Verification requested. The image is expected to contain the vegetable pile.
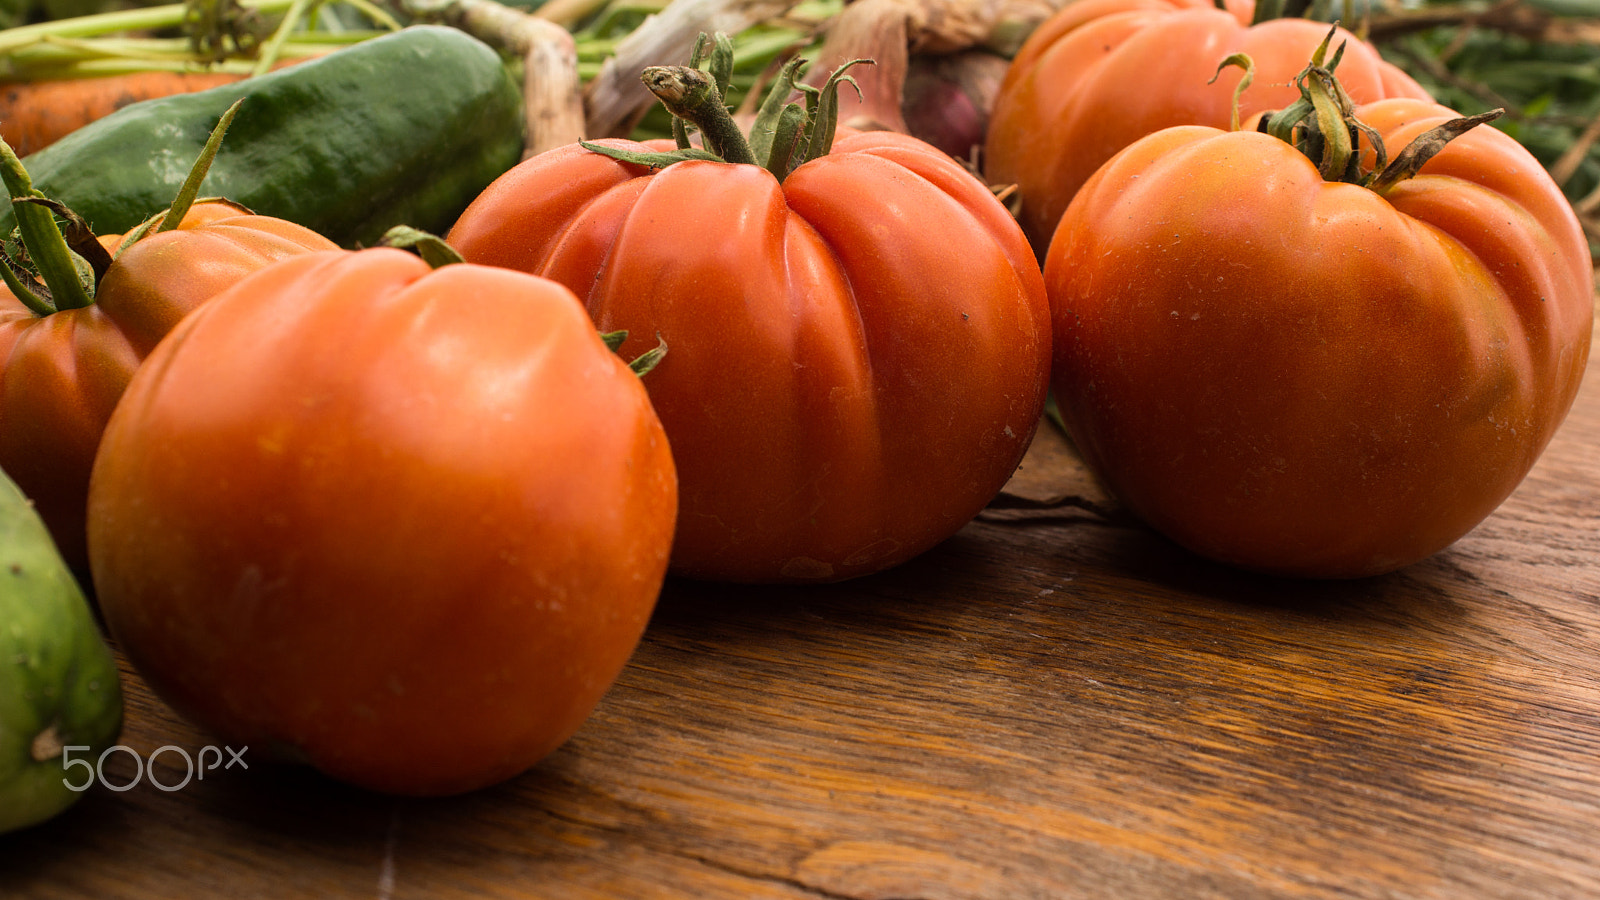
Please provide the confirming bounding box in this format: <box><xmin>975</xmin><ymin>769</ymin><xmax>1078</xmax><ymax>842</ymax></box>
<box><xmin>0</xmin><ymin>0</ymin><xmax>1594</xmax><ymax>817</ymax></box>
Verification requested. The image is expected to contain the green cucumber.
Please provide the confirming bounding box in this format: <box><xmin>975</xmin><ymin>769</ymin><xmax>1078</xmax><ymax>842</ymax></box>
<box><xmin>2</xmin><ymin>25</ymin><xmax>525</xmax><ymax>247</ymax></box>
<box><xmin>0</xmin><ymin>465</ymin><xmax>122</xmax><ymax>834</ymax></box>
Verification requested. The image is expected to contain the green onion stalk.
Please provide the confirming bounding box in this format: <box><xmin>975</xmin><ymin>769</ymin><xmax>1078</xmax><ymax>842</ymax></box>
<box><xmin>0</xmin><ymin>0</ymin><xmax>396</xmax><ymax>81</ymax></box>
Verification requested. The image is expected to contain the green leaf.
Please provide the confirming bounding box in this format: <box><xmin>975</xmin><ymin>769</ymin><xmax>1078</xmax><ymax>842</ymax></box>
<box><xmin>749</xmin><ymin>56</ymin><xmax>809</xmax><ymax>167</ymax></box>
<box><xmin>628</xmin><ymin>332</ymin><xmax>668</xmax><ymax>377</ymax></box>
<box><xmin>580</xmin><ymin>141</ymin><xmax>725</xmax><ymax>170</ymax></box>
<box><xmin>766</xmin><ymin>103</ymin><xmax>809</xmax><ymax>181</ymax></box>
<box><xmin>706</xmin><ymin>32</ymin><xmax>736</xmax><ymax>102</ymax></box>
<box><xmin>798</xmin><ymin>59</ymin><xmax>871</xmax><ymax>167</ymax></box>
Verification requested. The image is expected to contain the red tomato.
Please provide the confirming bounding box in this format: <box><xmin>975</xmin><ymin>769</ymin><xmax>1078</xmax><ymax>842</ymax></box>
<box><xmin>447</xmin><ymin>130</ymin><xmax>1051</xmax><ymax>583</ymax></box>
<box><xmin>1045</xmin><ymin>98</ymin><xmax>1594</xmax><ymax>578</ymax></box>
<box><xmin>0</xmin><ymin>203</ymin><xmax>336</xmax><ymax>571</ymax></box>
<box><xmin>87</xmin><ymin>248</ymin><xmax>678</xmax><ymax>796</ymax></box>
<box><xmin>983</xmin><ymin>0</ymin><xmax>1432</xmax><ymax>255</ymax></box>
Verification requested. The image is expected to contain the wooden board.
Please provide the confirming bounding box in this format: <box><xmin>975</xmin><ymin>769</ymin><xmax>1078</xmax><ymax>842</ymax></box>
<box><xmin>7</xmin><ymin>334</ymin><xmax>1600</xmax><ymax>900</ymax></box>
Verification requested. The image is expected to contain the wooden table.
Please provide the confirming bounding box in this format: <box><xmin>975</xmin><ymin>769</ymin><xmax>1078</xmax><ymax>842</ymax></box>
<box><xmin>8</xmin><ymin>335</ymin><xmax>1600</xmax><ymax>900</ymax></box>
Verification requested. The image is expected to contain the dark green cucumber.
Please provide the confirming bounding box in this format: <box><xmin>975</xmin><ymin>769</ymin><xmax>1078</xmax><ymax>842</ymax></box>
<box><xmin>3</xmin><ymin>25</ymin><xmax>525</xmax><ymax>247</ymax></box>
<box><xmin>0</xmin><ymin>465</ymin><xmax>122</xmax><ymax>834</ymax></box>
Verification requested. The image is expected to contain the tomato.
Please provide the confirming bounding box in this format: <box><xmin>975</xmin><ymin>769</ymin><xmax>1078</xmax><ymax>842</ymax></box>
<box><xmin>983</xmin><ymin>0</ymin><xmax>1432</xmax><ymax>255</ymax></box>
<box><xmin>1044</xmin><ymin>94</ymin><xmax>1594</xmax><ymax>578</ymax></box>
<box><xmin>87</xmin><ymin>248</ymin><xmax>677</xmax><ymax>796</ymax></box>
<box><xmin>0</xmin><ymin>202</ymin><xmax>336</xmax><ymax>572</ymax></box>
<box><xmin>446</xmin><ymin>128</ymin><xmax>1051</xmax><ymax>583</ymax></box>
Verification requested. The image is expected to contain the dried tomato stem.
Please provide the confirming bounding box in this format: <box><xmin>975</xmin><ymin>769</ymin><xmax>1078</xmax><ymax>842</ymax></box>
<box><xmin>1368</xmin><ymin>109</ymin><xmax>1505</xmax><ymax>193</ymax></box>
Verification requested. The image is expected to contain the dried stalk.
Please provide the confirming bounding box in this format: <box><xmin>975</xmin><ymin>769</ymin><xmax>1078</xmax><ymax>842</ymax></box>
<box><xmin>390</xmin><ymin>0</ymin><xmax>584</xmax><ymax>156</ymax></box>
<box><xmin>1550</xmin><ymin>109</ymin><xmax>1600</xmax><ymax>189</ymax></box>
<box><xmin>1577</xmin><ymin>185</ymin><xmax>1600</xmax><ymax>259</ymax></box>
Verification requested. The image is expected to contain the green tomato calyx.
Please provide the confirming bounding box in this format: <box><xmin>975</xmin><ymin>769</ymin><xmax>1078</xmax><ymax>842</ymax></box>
<box><xmin>601</xmin><ymin>329</ymin><xmax>668</xmax><ymax>377</ymax></box>
<box><xmin>380</xmin><ymin>225</ymin><xmax>465</xmax><ymax>268</ymax></box>
<box><xmin>1217</xmin><ymin>27</ymin><xmax>1503</xmax><ymax>192</ymax></box>
<box><xmin>581</xmin><ymin>32</ymin><xmax>871</xmax><ymax>184</ymax></box>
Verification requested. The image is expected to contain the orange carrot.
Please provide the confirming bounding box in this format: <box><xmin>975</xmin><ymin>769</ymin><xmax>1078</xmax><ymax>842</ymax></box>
<box><xmin>0</xmin><ymin>59</ymin><xmax>308</xmax><ymax>156</ymax></box>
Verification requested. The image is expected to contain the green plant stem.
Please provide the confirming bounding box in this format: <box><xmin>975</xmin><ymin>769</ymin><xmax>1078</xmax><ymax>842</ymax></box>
<box><xmin>0</xmin><ymin>0</ymin><xmax>301</xmax><ymax>56</ymax></box>
<box><xmin>0</xmin><ymin>142</ymin><xmax>92</xmax><ymax>313</ymax></box>
<box><xmin>247</xmin><ymin>0</ymin><xmax>400</xmax><ymax>76</ymax></box>
<box><xmin>0</xmin><ymin>261</ymin><xmax>52</xmax><ymax>316</ymax></box>
<box><xmin>162</xmin><ymin>99</ymin><xmax>245</xmax><ymax>232</ymax></box>
<box><xmin>251</xmin><ymin>0</ymin><xmax>318</xmax><ymax>75</ymax></box>
<box><xmin>0</xmin><ymin>36</ymin><xmax>372</xmax><ymax>80</ymax></box>
<box><xmin>338</xmin><ymin>0</ymin><xmax>405</xmax><ymax>30</ymax></box>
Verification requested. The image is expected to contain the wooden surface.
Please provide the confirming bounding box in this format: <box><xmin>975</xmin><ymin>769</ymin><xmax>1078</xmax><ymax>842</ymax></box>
<box><xmin>7</xmin><ymin>336</ymin><xmax>1600</xmax><ymax>899</ymax></box>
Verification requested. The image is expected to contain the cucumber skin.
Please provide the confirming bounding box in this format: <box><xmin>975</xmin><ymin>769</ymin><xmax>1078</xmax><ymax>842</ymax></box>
<box><xmin>0</xmin><ymin>466</ymin><xmax>123</xmax><ymax>835</ymax></box>
<box><xmin>4</xmin><ymin>26</ymin><xmax>526</xmax><ymax>248</ymax></box>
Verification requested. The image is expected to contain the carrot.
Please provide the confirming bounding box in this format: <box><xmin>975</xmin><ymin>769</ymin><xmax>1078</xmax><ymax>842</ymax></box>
<box><xmin>0</xmin><ymin>70</ymin><xmax>250</xmax><ymax>155</ymax></box>
<box><xmin>0</xmin><ymin>58</ymin><xmax>312</xmax><ymax>157</ymax></box>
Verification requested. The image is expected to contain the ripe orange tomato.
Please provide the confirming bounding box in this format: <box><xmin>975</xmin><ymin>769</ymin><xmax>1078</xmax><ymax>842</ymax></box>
<box><xmin>983</xmin><ymin>0</ymin><xmax>1432</xmax><ymax>255</ymax></box>
<box><xmin>0</xmin><ymin>202</ymin><xmax>336</xmax><ymax>572</ymax></box>
<box><xmin>447</xmin><ymin>131</ymin><xmax>1052</xmax><ymax>583</ymax></box>
<box><xmin>88</xmin><ymin>248</ymin><xmax>677</xmax><ymax>796</ymax></box>
<box><xmin>1045</xmin><ymin>97</ymin><xmax>1594</xmax><ymax>578</ymax></box>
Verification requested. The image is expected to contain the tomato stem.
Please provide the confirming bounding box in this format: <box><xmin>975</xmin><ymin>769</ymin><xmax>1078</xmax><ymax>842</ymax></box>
<box><xmin>0</xmin><ymin>249</ymin><xmax>54</xmax><ymax>317</ymax></box>
<box><xmin>0</xmin><ymin>139</ymin><xmax>94</xmax><ymax>314</ymax></box>
<box><xmin>1243</xmin><ymin>27</ymin><xmax>1504</xmax><ymax>192</ymax></box>
<box><xmin>1210</xmin><ymin>52</ymin><xmax>1255</xmax><ymax>133</ymax></box>
<box><xmin>582</xmin><ymin>32</ymin><xmax>871</xmax><ymax>184</ymax></box>
<box><xmin>1251</xmin><ymin>28</ymin><xmax>1383</xmax><ymax>185</ymax></box>
<box><xmin>160</xmin><ymin>99</ymin><xmax>245</xmax><ymax>233</ymax></box>
<box><xmin>115</xmin><ymin>97</ymin><xmax>250</xmax><ymax>255</ymax></box>
<box><xmin>642</xmin><ymin>66</ymin><xmax>758</xmax><ymax>166</ymax></box>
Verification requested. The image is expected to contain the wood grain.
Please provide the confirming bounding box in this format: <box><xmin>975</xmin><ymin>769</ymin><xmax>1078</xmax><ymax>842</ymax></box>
<box><xmin>6</xmin><ymin>336</ymin><xmax>1600</xmax><ymax>899</ymax></box>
